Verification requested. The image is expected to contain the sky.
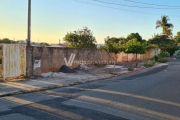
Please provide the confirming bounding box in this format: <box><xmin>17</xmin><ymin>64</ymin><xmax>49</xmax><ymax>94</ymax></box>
<box><xmin>0</xmin><ymin>0</ymin><xmax>180</xmax><ymax>44</ymax></box>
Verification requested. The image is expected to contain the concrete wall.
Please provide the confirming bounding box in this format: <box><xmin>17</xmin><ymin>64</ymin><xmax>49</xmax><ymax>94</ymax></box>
<box><xmin>116</xmin><ymin>48</ymin><xmax>160</xmax><ymax>62</ymax></box>
<box><xmin>32</xmin><ymin>47</ymin><xmax>160</xmax><ymax>75</ymax></box>
<box><xmin>32</xmin><ymin>47</ymin><xmax>114</xmax><ymax>75</ymax></box>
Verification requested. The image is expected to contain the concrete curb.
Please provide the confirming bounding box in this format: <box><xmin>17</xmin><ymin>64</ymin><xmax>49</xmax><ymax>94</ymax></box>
<box><xmin>0</xmin><ymin>84</ymin><xmax>64</xmax><ymax>97</ymax></box>
<box><xmin>0</xmin><ymin>63</ymin><xmax>169</xmax><ymax>97</ymax></box>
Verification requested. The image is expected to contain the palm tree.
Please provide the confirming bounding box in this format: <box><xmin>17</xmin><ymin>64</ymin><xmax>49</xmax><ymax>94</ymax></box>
<box><xmin>156</xmin><ymin>15</ymin><xmax>174</xmax><ymax>36</ymax></box>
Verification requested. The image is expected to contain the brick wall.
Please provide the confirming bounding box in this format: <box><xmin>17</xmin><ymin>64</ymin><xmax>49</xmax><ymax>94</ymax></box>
<box><xmin>32</xmin><ymin>47</ymin><xmax>114</xmax><ymax>75</ymax></box>
<box><xmin>32</xmin><ymin>47</ymin><xmax>160</xmax><ymax>76</ymax></box>
<box><xmin>116</xmin><ymin>48</ymin><xmax>160</xmax><ymax>62</ymax></box>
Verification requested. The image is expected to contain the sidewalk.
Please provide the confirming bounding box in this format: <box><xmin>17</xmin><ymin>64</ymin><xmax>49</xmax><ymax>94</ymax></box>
<box><xmin>0</xmin><ymin>62</ymin><xmax>168</xmax><ymax>97</ymax></box>
<box><xmin>0</xmin><ymin>73</ymin><xmax>112</xmax><ymax>97</ymax></box>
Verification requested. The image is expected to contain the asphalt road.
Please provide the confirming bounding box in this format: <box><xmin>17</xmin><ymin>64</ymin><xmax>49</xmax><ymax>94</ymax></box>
<box><xmin>0</xmin><ymin>60</ymin><xmax>180</xmax><ymax>120</ymax></box>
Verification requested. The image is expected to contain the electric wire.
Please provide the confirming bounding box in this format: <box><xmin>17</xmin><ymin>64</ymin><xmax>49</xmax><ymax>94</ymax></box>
<box><xmin>72</xmin><ymin>0</ymin><xmax>180</xmax><ymax>17</ymax></box>
<box><xmin>123</xmin><ymin>0</ymin><xmax>180</xmax><ymax>8</ymax></box>
<box><xmin>92</xmin><ymin>0</ymin><xmax>180</xmax><ymax>9</ymax></box>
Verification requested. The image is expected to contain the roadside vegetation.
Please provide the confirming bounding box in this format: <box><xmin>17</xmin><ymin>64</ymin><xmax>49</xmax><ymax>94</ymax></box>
<box><xmin>2</xmin><ymin>15</ymin><xmax>180</xmax><ymax>70</ymax></box>
<box><xmin>98</xmin><ymin>15</ymin><xmax>180</xmax><ymax>70</ymax></box>
<box><xmin>63</xmin><ymin>27</ymin><xmax>97</xmax><ymax>48</ymax></box>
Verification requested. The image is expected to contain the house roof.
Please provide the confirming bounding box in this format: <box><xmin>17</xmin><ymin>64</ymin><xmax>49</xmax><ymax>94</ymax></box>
<box><xmin>48</xmin><ymin>44</ymin><xmax>67</xmax><ymax>48</ymax></box>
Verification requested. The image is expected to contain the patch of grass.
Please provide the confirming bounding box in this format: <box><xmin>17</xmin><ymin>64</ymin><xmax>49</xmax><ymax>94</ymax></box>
<box><xmin>144</xmin><ymin>64</ymin><xmax>153</xmax><ymax>68</ymax></box>
<box><xmin>109</xmin><ymin>72</ymin><xmax>118</xmax><ymax>75</ymax></box>
<box><xmin>144</xmin><ymin>62</ymin><xmax>156</xmax><ymax>68</ymax></box>
<box><xmin>128</xmin><ymin>68</ymin><xmax>134</xmax><ymax>71</ymax></box>
<box><xmin>157</xmin><ymin>59</ymin><xmax>168</xmax><ymax>63</ymax></box>
<box><xmin>93</xmin><ymin>63</ymin><xmax>107</xmax><ymax>67</ymax></box>
<box><xmin>69</xmin><ymin>82</ymin><xmax>83</xmax><ymax>86</ymax></box>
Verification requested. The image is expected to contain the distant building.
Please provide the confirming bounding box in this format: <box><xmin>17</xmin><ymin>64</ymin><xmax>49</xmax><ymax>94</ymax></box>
<box><xmin>16</xmin><ymin>40</ymin><xmax>27</xmax><ymax>44</ymax></box>
<box><xmin>31</xmin><ymin>43</ymin><xmax>41</xmax><ymax>47</ymax></box>
<box><xmin>16</xmin><ymin>40</ymin><xmax>68</xmax><ymax>48</ymax></box>
<box><xmin>48</xmin><ymin>44</ymin><xmax>67</xmax><ymax>48</ymax></box>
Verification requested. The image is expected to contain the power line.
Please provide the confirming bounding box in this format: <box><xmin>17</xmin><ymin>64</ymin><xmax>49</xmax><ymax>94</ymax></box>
<box><xmin>123</xmin><ymin>0</ymin><xmax>180</xmax><ymax>8</ymax></box>
<box><xmin>92</xmin><ymin>0</ymin><xmax>180</xmax><ymax>9</ymax></box>
<box><xmin>72</xmin><ymin>0</ymin><xmax>180</xmax><ymax>17</ymax></box>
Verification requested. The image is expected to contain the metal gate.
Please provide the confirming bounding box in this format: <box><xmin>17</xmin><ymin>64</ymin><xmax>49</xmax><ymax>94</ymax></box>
<box><xmin>0</xmin><ymin>44</ymin><xmax>26</xmax><ymax>81</ymax></box>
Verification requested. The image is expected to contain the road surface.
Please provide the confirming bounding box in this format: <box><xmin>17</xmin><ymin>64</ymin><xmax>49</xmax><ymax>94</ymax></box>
<box><xmin>0</xmin><ymin>61</ymin><xmax>180</xmax><ymax>120</ymax></box>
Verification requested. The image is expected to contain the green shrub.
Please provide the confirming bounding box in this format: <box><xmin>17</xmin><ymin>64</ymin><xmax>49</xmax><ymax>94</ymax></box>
<box><xmin>144</xmin><ymin>62</ymin><xmax>155</xmax><ymax>68</ymax></box>
<box><xmin>160</xmin><ymin>51</ymin><xmax>169</xmax><ymax>57</ymax></box>
<box><xmin>128</xmin><ymin>68</ymin><xmax>134</xmax><ymax>71</ymax></box>
<box><xmin>154</xmin><ymin>55</ymin><xmax>159</xmax><ymax>62</ymax></box>
<box><xmin>157</xmin><ymin>59</ymin><xmax>167</xmax><ymax>63</ymax></box>
<box><xmin>156</xmin><ymin>51</ymin><xmax>169</xmax><ymax>62</ymax></box>
<box><xmin>166</xmin><ymin>47</ymin><xmax>179</xmax><ymax>56</ymax></box>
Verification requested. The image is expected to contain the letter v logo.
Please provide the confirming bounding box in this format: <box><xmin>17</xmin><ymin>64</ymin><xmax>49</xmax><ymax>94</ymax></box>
<box><xmin>64</xmin><ymin>53</ymin><xmax>76</xmax><ymax>66</ymax></box>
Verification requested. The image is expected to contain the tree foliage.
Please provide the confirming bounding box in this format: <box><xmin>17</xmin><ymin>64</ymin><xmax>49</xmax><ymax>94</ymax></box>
<box><xmin>174</xmin><ymin>31</ymin><xmax>180</xmax><ymax>43</ymax></box>
<box><xmin>156</xmin><ymin>15</ymin><xmax>174</xmax><ymax>37</ymax></box>
<box><xmin>126</xmin><ymin>33</ymin><xmax>143</xmax><ymax>42</ymax></box>
<box><xmin>148</xmin><ymin>34</ymin><xmax>176</xmax><ymax>51</ymax></box>
<box><xmin>40</xmin><ymin>42</ymin><xmax>49</xmax><ymax>46</ymax></box>
<box><xmin>125</xmin><ymin>38</ymin><xmax>146</xmax><ymax>67</ymax></box>
<box><xmin>63</xmin><ymin>27</ymin><xmax>97</xmax><ymax>48</ymax></box>
<box><xmin>0</xmin><ymin>38</ymin><xmax>15</xmax><ymax>44</ymax></box>
<box><xmin>125</xmin><ymin>38</ymin><xmax>146</xmax><ymax>54</ymax></box>
<box><xmin>100</xmin><ymin>37</ymin><xmax>126</xmax><ymax>65</ymax></box>
<box><xmin>101</xmin><ymin>37</ymin><xmax>125</xmax><ymax>54</ymax></box>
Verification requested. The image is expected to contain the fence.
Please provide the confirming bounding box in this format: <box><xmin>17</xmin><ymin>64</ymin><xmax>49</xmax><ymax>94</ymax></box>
<box><xmin>0</xmin><ymin>44</ymin><xmax>26</xmax><ymax>81</ymax></box>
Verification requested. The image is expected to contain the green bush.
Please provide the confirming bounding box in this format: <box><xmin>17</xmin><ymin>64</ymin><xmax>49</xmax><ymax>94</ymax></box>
<box><xmin>128</xmin><ymin>68</ymin><xmax>134</xmax><ymax>71</ymax></box>
<box><xmin>155</xmin><ymin>51</ymin><xmax>169</xmax><ymax>62</ymax></box>
<box><xmin>154</xmin><ymin>55</ymin><xmax>159</xmax><ymax>62</ymax></box>
<box><xmin>157</xmin><ymin>59</ymin><xmax>167</xmax><ymax>63</ymax></box>
<box><xmin>166</xmin><ymin>47</ymin><xmax>179</xmax><ymax>56</ymax></box>
<box><xmin>144</xmin><ymin>62</ymin><xmax>156</xmax><ymax>68</ymax></box>
<box><xmin>160</xmin><ymin>51</ymin><xmax>169</xmax><ymax>57</ymax></box>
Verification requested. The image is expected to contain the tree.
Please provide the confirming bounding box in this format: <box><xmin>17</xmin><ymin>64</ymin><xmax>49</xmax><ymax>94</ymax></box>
<box><xmin>102</xmin><ymin>37</ymin><xmax>125</xmax><ymax>52</ymax></box>
<box><xmin>148</xmin><ymin>34</ymin><xmax>176</xmax><ymax>51</ymax></box>
<box><xmin>63</xmin><ymin>27</ymin><xmax>97</xmax><ymax>48</ymax></box>
<box><xmin>156</xmin><ymin>15</ymin><xmax>174</xmax><ymax>37</ymax></box>
<box><xmin>125</xmin><ymin>38</ymin><xmax>146</xmax><ymax>67</ymax></box>
<box><xmin>174</xmin><ymin>31</ymin><xmax>180</xmax><ymax>43</ymax></box>
<box><xmin>148</xmin><ymin>34</ymin><xmax>178</xmax><ymax>56</ymax></box>
<box><xmin>0</xmin><ymin>38</ymin><xmax>15</xmax><ymax>44</ymax></box>
<box><xmin>126</xmin><ymin>33</ymin><xmax>143</xmax><ymax>42</ymax></box>
<box><xmin>40</xmin><ymin>42</ymin><xmax>49</xmax><ymax>47</ymax></box>
<box><xmin>101</xmin><ymin>36</ymin><xmax>125</xmax><ymax>70</ymax></box>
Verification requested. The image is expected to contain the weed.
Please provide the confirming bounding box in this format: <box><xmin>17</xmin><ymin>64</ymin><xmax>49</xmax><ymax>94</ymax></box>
<box><xmin>157</xmin><ymin>59</ymin><xmax>167</xmax><ymax>63</ymax></box>
<box><xmin>128</xmin><ymin>68</ymin><xmax>134</xmax><ymax>71</ymax></box>
<box><xmin>69</xmin><ymin>82</ymin><xmax>83</xmax><ymax>86</ymax></box>
<box><xmin>144</xmin><ymin>61</ymin><xmax>156</xmax><ymax>68</ymax></box>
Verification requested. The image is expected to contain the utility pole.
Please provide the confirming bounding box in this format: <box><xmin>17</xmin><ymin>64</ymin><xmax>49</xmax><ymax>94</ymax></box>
<box><xmin>27</xmin><ymin>0</ymin><xmax>31</xmax><ymax>46</ymax></box>
<box><xmin>26</xmin><ymin>0</ymin><xmax>33</xmax><ymax>77</ymax></box>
